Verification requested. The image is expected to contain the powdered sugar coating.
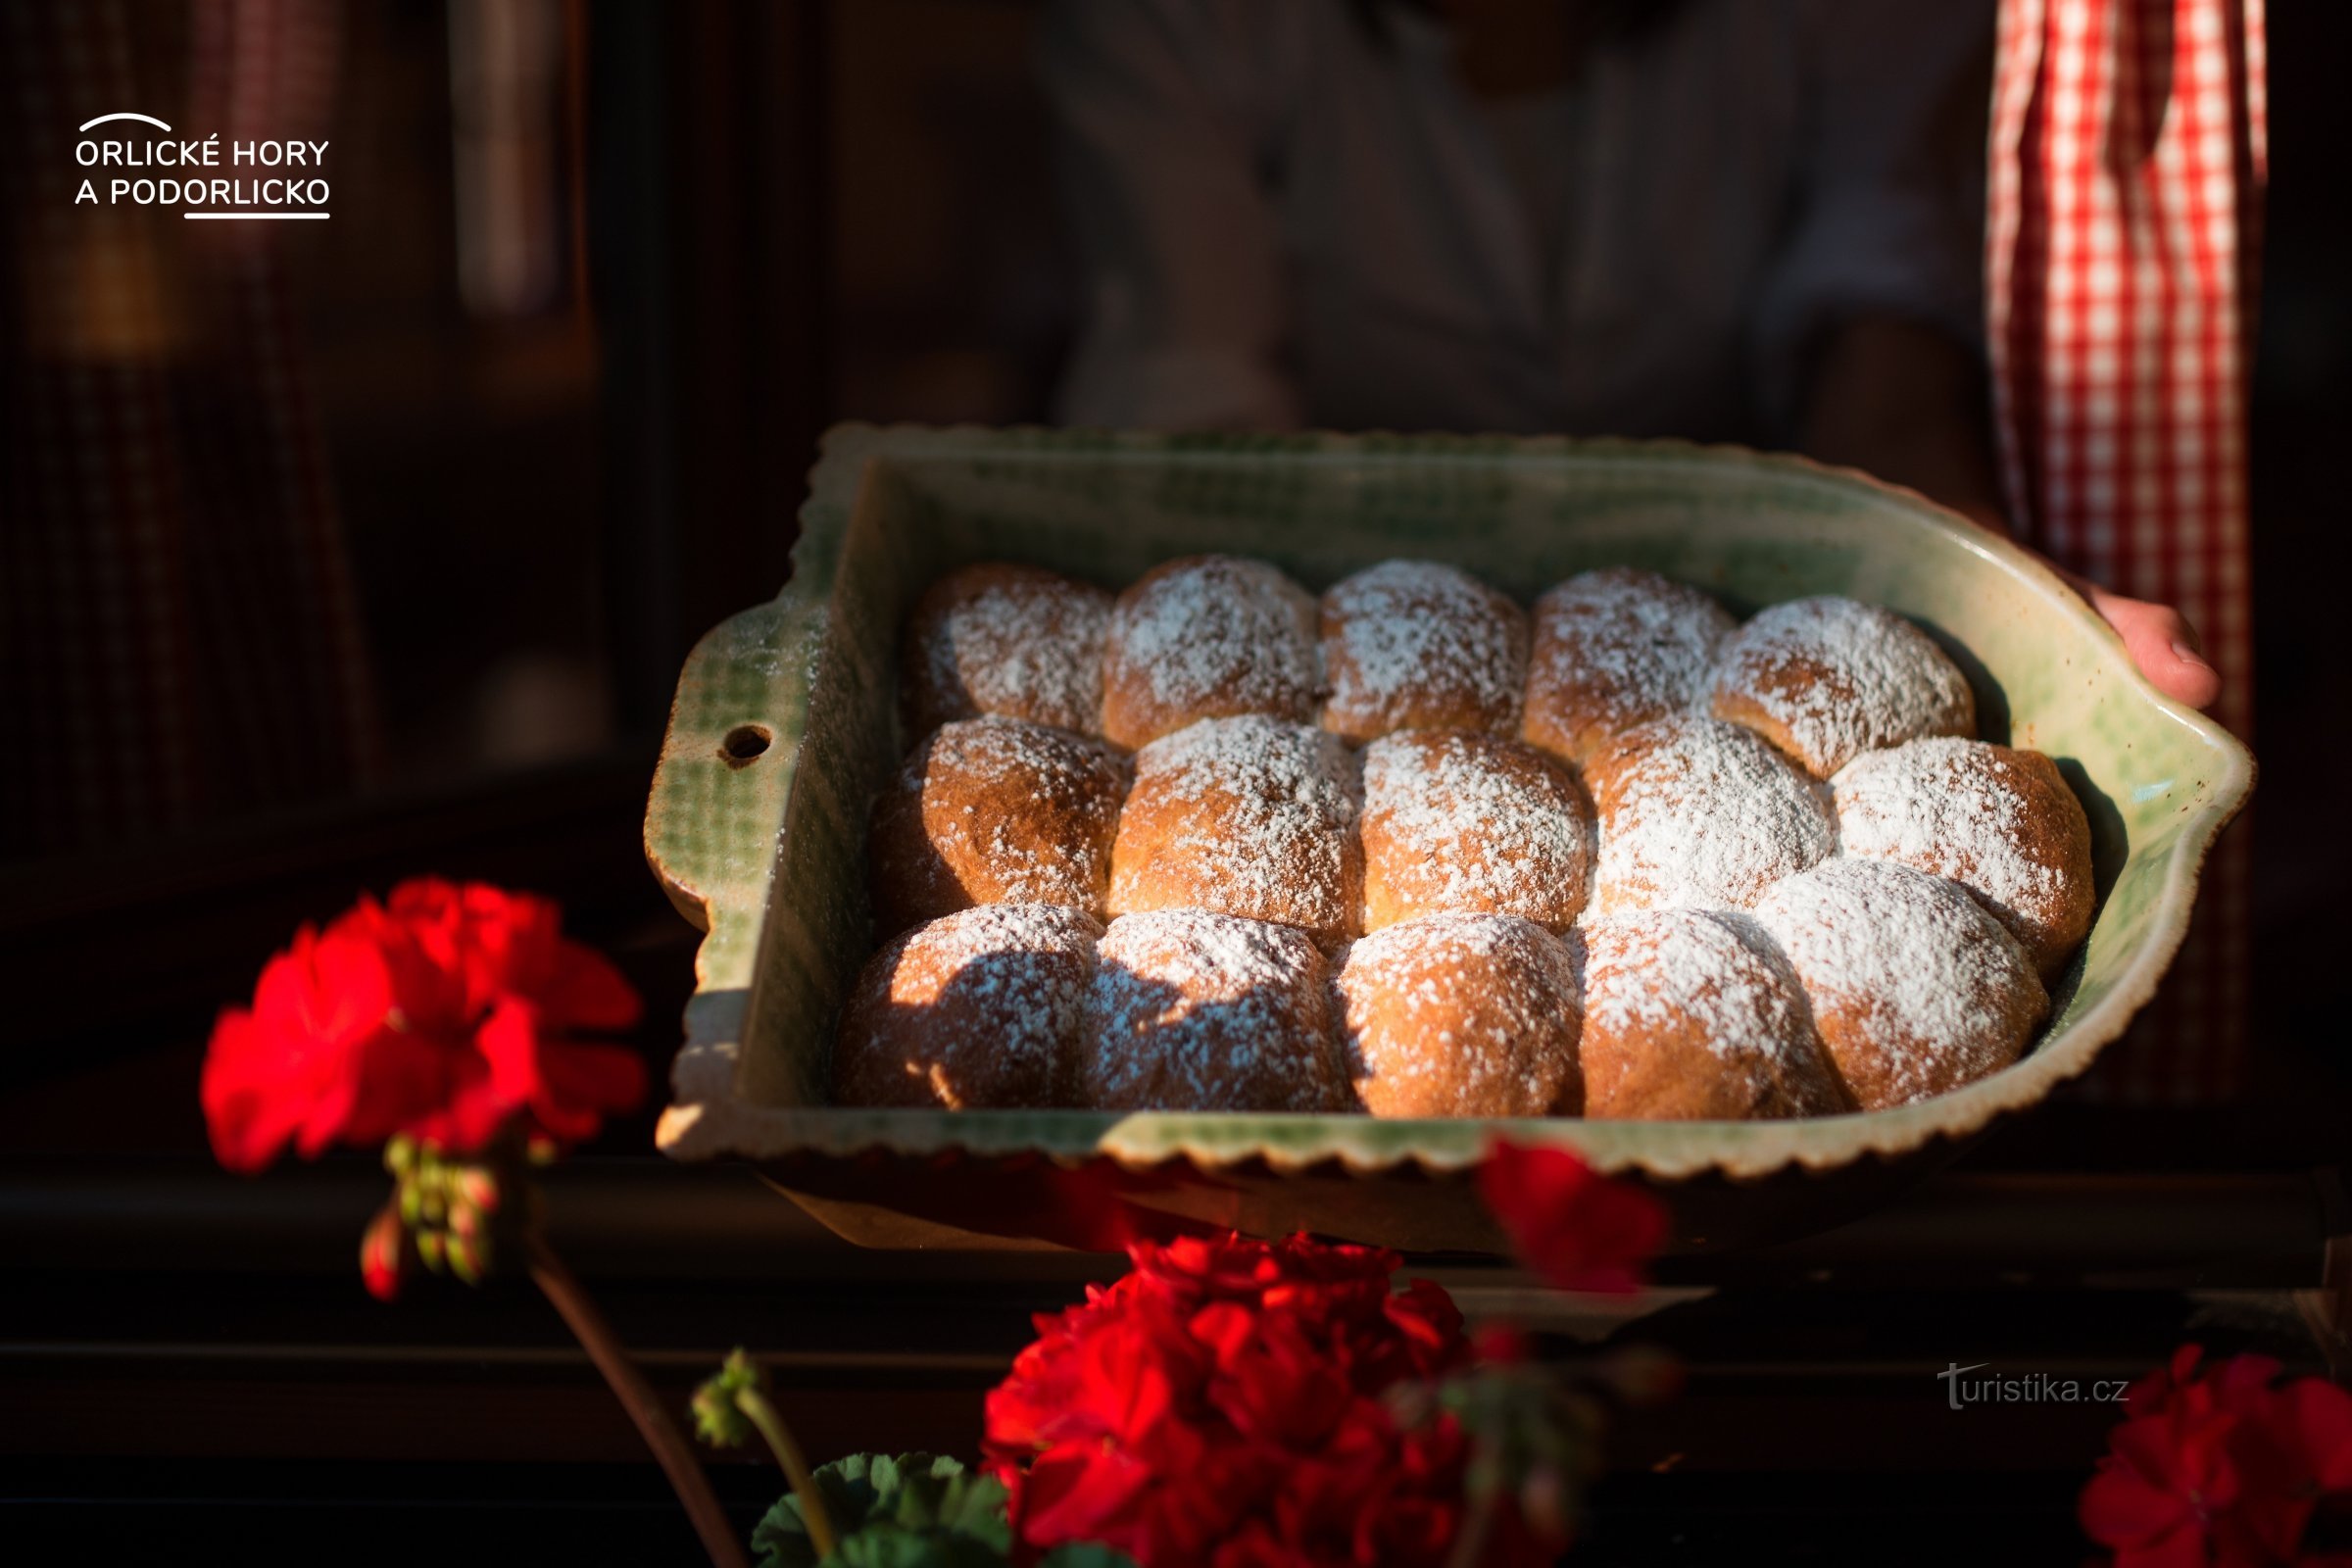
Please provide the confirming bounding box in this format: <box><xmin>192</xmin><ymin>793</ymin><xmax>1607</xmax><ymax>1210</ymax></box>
<box><xmin>1711</xmin><ymin>596</ymin><xmax>1975</xmax><ymax>777</ymax></box>
<box><xmin>900</xmin><ymin>564</ymin><xmax>1113</xmax><ymax>739</ymax></box>
<box><xmin>1523</xmin><ymin>567</ymin><xmax>1736</xmax><ymax>763</ymax></box>
<box><xmin>1101</xmin><ymin>555</ymin><xmax>1320</xmax><ymax>749</ymax></box>
<box><xmin>1082</xmin><ymin>910</ymin><xmax>1348</xmax><ymax>1112</ymax></box>
<box><xmin>1833</xmin><ymin>737</ymin><xmax>2095</xmax><ymax>978</ymax></box>
<box><xmin>868</xmin><ymin>715</ymin><xmax>1127</xmax><ymax>932</ymax></box>
<box><xmin>832</xmin><ymin>904</ymin><xmax>1102</xmax><ymax>1109</ymax></box>
<box><xmin>1110</xmin><ymin>715</ymin><xmax>1363</xmax><ymax>945</ymax></box>
<box><xmin>1319</xmin><ymin>560</ymin><xmax>1528</xmax><ymax>741</ymax></box>
<box><xmin>1751</xmin><ymin>858</ymin><xmax>2047</xmax><ymax>1109</ymax></box>
<box><xmin>1587</xmin><ymin>715</ymin><xmax>1836</xmax><ymax>914</ymax></box>
<box><xmin>1576</xmin><ymin>908</ymin><xmax>1846</xmax><ymax>1119</ymax></box>
<box><xmin>1357</xmin><ymin>730</ymin><xmax>1592</xmax><ymax>932</ymax></box>
<box><xmin>1332</xmin><ymin>913</ymin><xmax>1581</xmax><ymax>1117</ymax></box>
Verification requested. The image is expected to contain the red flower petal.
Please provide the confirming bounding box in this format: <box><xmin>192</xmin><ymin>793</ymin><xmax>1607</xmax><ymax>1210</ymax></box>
<box><xmin>2269</xmin><ymin>1377</ymin><xmax>2352</xmax><ymax>1494</ymax></box>
<box><xmin>200</xmin><ymin>880</ymin><xmax>644</xmax><ymax>1171</ymax></box>
<box><xmin>1477</xmin><ymin>1142</ymin><xmax>1669</xmax><ymax>1295</ymax></box>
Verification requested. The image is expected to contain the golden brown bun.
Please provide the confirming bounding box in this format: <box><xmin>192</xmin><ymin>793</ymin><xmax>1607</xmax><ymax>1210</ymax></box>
<box><xmin>1584</xmin><ymin>715</ymin><xmax>1837</xmax><ymax>913</ymax></box>
<box><xmin>1100</xmin><ymin>555</ymin><xmax>1320</xmax><ymax>750</ymax></box>
<box><xmin>832</xmin><ymin>904</ymin><xmax>1102</xmax><ymax>1108</ymax></box>
<box><xmin>868</xmin><ymin>716</ymin><xmax>1127</xmax><ymax>934</ymax></box>
<box><xmin>1318</xmin><ymin>560</ymin><xmax>1528</xmax><ymax>742</ymax></box>
<box><xmin>1576</xmin><ymin>909</ymin><xmax>1848</xmax><ymax>1121</ymax></box>
<box><xmin>1709</xmin><ymin>596</ymin><xmax>1975</xmax><ymax>777</ymax></box>
<box><xmin>900</xmin><ymin>563</ymin><xmax>1113</xmax><ymax>740</ymax></box>
<box><xmin>1833</xmin><ymin>738</ymin><xmax>2096</xmax><ymax>980</ymax></box>
<box><xmin>1331</xmin><ymin>913</ymin><xmax>1581</xmax><ymax>1117</ymax></box>
<box><xmin>1752</xmin><ymin>859</ymin><xmax>2047</xmax><ymax>1111</ymax></box>
<box><xmin>1107</xmin><ymin>715</ymin><xmax>1363</xmax><ymax>948</ymax></box>
<box><xmin>1357</xmin><ymin>730</ymin><xmax>1592</xmax><ymax>933</ymax></box>
<box><xmin>1080</xmin><ymin>910</ymin><xmax>1349</xmax><ymax>1112</ymax></box>
<box><xmin>1522</xmin><ymin>567</ymin><xmax>1735</xmax><ymax>764</ymax></box>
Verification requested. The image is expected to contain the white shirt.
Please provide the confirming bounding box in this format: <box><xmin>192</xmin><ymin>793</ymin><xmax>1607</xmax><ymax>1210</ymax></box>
<box><xmin>1039</xmin><ymin>0</ymin><xmax>1990</xmax><ymax>444</ymax></box>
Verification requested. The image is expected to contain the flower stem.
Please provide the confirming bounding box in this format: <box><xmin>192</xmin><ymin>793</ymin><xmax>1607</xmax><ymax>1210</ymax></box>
<box><xmin>527</xmin><ymin>1234</ymin><xmax>751</xmax><ymax>1568</ymax></box>
<box><xmin>737</xmin><ymin>1385</ymin><xmax>837</xmax><ymax>1560</ymax></box>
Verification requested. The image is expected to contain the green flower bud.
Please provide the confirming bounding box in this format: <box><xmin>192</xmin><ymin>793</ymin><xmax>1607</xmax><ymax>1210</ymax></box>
<box><xmin>691</xmin><ymin>1349</ymin><xmax>763</xmax><ymax>1447</ymax></box>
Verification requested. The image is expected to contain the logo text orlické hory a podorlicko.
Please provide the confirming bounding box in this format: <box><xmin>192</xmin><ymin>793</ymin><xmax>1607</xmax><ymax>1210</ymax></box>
<box><xmin>74</xmin><ymin>112</ymin><xmax>329</xmax><ymax>221</ymax></box>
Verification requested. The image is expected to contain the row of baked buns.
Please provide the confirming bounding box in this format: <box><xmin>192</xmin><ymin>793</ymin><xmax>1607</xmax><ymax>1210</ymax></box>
<box><xmin>903</xmin><ymin>554</ymin><xmax>1969</xmax><ymax>773</ymax></box>
<box><xmin>845</xmin><ymin>555</ymin><xmax>2098</xmax><ymax>1117</ymax></box>
<box><xmin>833</xmin><ymin>877</ymin><xmax>2044</xmax><ymax>1120</ymax></box>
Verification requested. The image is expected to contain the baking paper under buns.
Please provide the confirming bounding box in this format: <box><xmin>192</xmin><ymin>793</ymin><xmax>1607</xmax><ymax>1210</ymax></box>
<box><xmin>1318</xmin><ymin>560</ymin><xmax>1528</xmax><ymax>742</ymax></box>
<box><xmin>1710</xmin><ymin>595</ymin><xmax>1975</xmax><ymax>777</ymax></box>
<box><xmin>1101</xmin><ymin>554</ymin><xmax>1320</xmax><ymax>750</ymax></box>
<box><xmin>1081</xmin><ymin>909</ymin><xmax>1348</xmax><ymax>1112</ymax></box>
<box><xmin>1522</xmin><ymin>567</ymin><xmax>1735</xmax><ymax>764</ymax></box>
<box><xmin>832</xmin><ymin>904</ymin><xmax>1102</xmax><ymax>1109</ymax></box>
<box><xmin>1751</xmin><ymin>858</ymin><xmax>2046</xmax><ymax>1111</ymax></box>
<box><xmin>1833</xmin><ymin>737</ymin><xmax>2095</xmax><ymax>980</ymax></box>
<box><xmin>1357</xmin><ymin>729</ymin><xmax>1592</xmax><ymax>933</ymax></box>
<box><xmin>1585</xmin><ymin>714</ymin><xmax>1836</xmax><ymax>914</ymax></box>
<box><xmin>899</xmin><ymin>563</ymin><xmax>1113</xmax><ymax>740</ymax></box>
<box><xmin>868</xmin><ymin>716</ymin><xmax>1127</xmax><ymax>933</ymax></box>
<box><xmin>1332</xmin><ymin>913</ymin><xmax>1581</xmax><ymax>1118</ymax></box>
<box><xmin>1108</xmin><ymin>714</ymin><xmax>1363</xmax><ymax>947</ymax></box>
<box><xmin>1576</xmin><ymin>908</ymin><xmax>1847</xmax><ymax>1121</ymax></box>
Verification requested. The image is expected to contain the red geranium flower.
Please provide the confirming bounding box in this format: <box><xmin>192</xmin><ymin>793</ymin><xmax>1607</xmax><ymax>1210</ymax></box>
<box><xmin>984</xmin><ymin>1232</ymin><xmax>1516</xmax><ymax>1568</ymax></box>
<box><xmin>201</xmin><ymin>878</ymin><xmax>646</xmax><ymax>1172</ymax></box>
<box><xmin>1477</xmin><ymin>1142</ymin><xmax>1670</xmax><ymax>1295</ymax></box>
<box><xmin>2082</xmin><ymin>1345</ymin><xmax>2352</xmax><ymax>1567</ymax></box>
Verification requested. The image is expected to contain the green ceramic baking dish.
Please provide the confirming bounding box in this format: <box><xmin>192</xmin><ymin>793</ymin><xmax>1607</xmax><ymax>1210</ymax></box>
<box><xmin>644</xmin><ymin>424</ymin><xmax>2254</xmax><ymax>1253</ymax></box>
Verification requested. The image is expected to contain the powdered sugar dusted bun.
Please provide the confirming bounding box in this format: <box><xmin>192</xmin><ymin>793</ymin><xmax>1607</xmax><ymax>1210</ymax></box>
<box><xmin>1586</xmin><ymin>715</ymin><xmax>1836</xmax><ymax>914</ymax></box>
<box><xmin>868</xmin><ymin>716</ymin><xmax>1127</xmax><ymax>933</ymax></box>
<box><xmin>1081</xmin><ymin>910</ymin><xmax>1348</xmax><ymax>1112</ymax></box>
<box><xmin>900</xmin><ymin>563</ymin><xmax>1113</xmax><ymax>740</ymax></box>
<box><xmin>1751</xmin><ymin>858</ymin><xmax>2047</xmax><ymax>1111</ymax></box>
<box><xmin>1318</xmin><ymin>560</ymin><xmax>1528</xmax><ymax>742</ymax></box>
<box><xmin>1834</xmin><ymin>738</ymin><xmax>2095</xmax><ymax>980</ymax></box>
<box><xmin>1109</xmin><ymin>715</ymin><xmax>1363</xmax><ymax>947</ymax></box>
<box><xmin>1357</xmin><ymin>730</ymin><xmax>1592</xmax><ymax>934</ymax></box>
<box><xmin>1522</xmin><ymin>567</ymin><xmax>1736</xmax><ymax>764</ymax></box>
<box><xmin>1101</xmin><ymin>555</ymin><xmax>1320</xmax><ymax>750</ymax></box>
<box><xmin>1576</xmin><ymin>909</ymin><xmax>1847</xmax><ymax>1120</ymax></box>
<box><xmin>832</xmin><ymin>904</ymin><xmax>1102</xmax><ymax>1109</ymax></box>
<box><xmin>1710</xmin><ymin>595</ymin><xmax>1975</xmax><ymax>777</ymax></box>
<box><xmin>1331</xmin><ymin>913</ymin><xmax>1581</xmax><ymax>1118</ymax></box>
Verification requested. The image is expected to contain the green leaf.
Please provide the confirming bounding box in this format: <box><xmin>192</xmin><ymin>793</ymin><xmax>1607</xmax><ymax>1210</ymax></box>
<box><xmin>1036</xmin><ymin>1546</ymin><xmax>1138</xmax><ymax>1567</ymax></box>
<box><xmin>750</xmin><ymin>1453</ymin><xmax>1020</xmax><ymax>1568</ymax></box>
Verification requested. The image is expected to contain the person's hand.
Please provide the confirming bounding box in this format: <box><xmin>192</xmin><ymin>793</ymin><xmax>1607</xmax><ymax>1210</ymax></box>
<box><xmin>1801</xmin><ymin>317</ymin><xmax>2225</xmax><ymax>712</ymax></box>
<box><xmin>2058</xmin><ymin>570</ymin><xmax>2223</xmax><ymax>710</ymax></box>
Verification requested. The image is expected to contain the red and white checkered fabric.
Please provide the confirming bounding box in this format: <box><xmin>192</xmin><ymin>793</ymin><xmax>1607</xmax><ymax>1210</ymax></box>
<box><xmin>1987</xmin><ymin>0</ymin><xmax>2265</xmax><ymax>1102</ymax></box>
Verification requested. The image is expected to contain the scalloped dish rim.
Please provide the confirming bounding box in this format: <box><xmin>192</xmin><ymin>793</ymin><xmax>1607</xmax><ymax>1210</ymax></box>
<box><xmin>647</xmin><ymin>423</ymin><xmax>2255</xmax><ymax>1185</ymax></box>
